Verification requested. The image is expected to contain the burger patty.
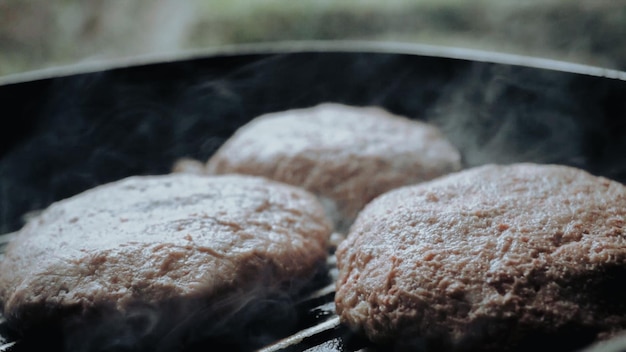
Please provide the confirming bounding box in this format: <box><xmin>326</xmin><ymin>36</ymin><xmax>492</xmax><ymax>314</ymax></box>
<box><xmin>204</xmin><ymin>103</ymin><xmax>461</xmax><ymax>232</ymax></box>
<box><xmin>335</xmin><ymin>163</ymin><xmax>626</xmax><ymax>352</ymax></box>
<box><xmin>0</xmin><ymin>173</ymin><xmax>332</xmax><ymax>351</ymax></box>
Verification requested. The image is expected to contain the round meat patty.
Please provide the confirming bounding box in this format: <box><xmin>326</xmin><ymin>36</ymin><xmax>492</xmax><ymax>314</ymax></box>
<box><xmin>205</xmin><ymin>103</ymin><xmax>461</xmax><ymax>231</ymax></box>
<box><xmin>0</xmin><ymin>174</ymin><xmax>332</xmax><ymax>351</ymax></box>
<box><xmin>335</xmin><ymin>163</ymin><xmax>626</xmax><ymax>352</ymax></box>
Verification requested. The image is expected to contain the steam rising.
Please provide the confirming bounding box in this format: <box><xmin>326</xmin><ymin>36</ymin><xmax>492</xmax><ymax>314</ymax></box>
<box><xmin>12</xmin><ymin>270</ymin><xmax>326</xmax><ymax>352</ymax></box>
<box><xmin>427</xmin><ymin>63</ymin><xmax>603</xmax><ymax>169</ymax></box>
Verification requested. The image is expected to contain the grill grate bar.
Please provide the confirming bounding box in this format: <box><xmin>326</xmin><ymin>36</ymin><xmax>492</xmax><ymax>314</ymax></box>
<box><xmin>298</xmin><ymin>283</ymin><xmax>335</xmax><ymax>303</ymax></box>
<box><xmin>0</xmin><ymin>341</ymin><xmax>16</xmax><ymax>352</ymax></box>
<box><xmin>257</xmin><ymin>316</ymin><xmax>341</xmax><ymax>352</ymax></box>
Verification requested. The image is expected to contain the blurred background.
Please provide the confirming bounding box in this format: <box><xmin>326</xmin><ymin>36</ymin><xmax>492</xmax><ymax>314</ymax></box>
<box><xmin>1</xmin><ymin>0</ymin><xmax>626</xmax><ymax>77</ymax></box>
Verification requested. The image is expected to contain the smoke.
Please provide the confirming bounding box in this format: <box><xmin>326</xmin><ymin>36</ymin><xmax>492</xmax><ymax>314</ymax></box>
<box><xmin>425</xmin><ymin>62</ymin><xmax>613</xmax><ymax>172</ymax></box>
<box><xmin>64</xmin><ymin>304</ymin><xmax>160</xmax><ymax>352</ymax></box>
<box><xmin>8</xmin><ymin>264</ymin><xmax>332</xmax><ymax>352</ymax></box>
<box><xmin>59</xmin><ymin>296</ymin><xmax>293</xmax><ymax>352</ymax></box>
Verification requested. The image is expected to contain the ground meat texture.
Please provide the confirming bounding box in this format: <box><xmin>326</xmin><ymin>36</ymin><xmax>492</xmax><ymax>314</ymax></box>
<box><xmin>335</xmin><ymin>163</ymin><xmax>626</xmax><ymax>352</ymax></box>
<box><xmin>205</xmin><ymin>103</ymin><xmax>461</xmax><ymax>232</ymax></box>
<box><xmin>0</xmin><ymin>174</ymin><xmax>332</xmax><ymax>351</ymax></box>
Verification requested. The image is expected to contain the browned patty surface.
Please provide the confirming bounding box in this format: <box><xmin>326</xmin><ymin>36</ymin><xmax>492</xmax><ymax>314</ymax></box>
<box><xmin>205</xmin><ymin>103</ymin><xmax>461</xmax><ymax>231</ymax></box>
<box><xmin>0</xmin><ymin>173</ymin><xmax>331</xmax><ymax>348</ymax></box>
<box><xmin>335</xmin><ymin>163</ymin><xmax>626</xmax><ymax>351</ymax></box>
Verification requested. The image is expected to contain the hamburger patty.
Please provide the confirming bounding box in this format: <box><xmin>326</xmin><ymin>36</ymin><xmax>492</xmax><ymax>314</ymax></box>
<box><xmin>205</xmin><ymin>103</ymin><xmax>461</xmax><ymax>231</ymax></box>
<box><xmin>335</xmin><ymin>163</ymin><xmax>626</xmax><ymax>351</ymax></box>
<box><xmin>0</xmin><ymin>174</ymin><xmax>332</xmax><ymax>350</ymax></box>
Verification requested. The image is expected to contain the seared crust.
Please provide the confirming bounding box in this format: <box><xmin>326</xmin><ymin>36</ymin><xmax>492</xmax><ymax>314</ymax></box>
<box><xmin>205</xmin><ymin>103</ymin><xmax>461</xmax><ymax>231</ymax></box>
<box><xmin>0</xmin><ymin>174</ymin><xmax>331</xmax><ymax>337</ymax></box>
<box><xmin>335</xmin><ymin>163</ymin><xmax>626</xmax><ymax>351</ymax></box>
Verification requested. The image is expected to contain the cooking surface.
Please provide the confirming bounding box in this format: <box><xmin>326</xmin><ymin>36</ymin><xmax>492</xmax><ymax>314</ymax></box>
<box><xmin>1</xmin><ymin>47</ymin><xmax>626</xmax><ymax>351</ymax></box>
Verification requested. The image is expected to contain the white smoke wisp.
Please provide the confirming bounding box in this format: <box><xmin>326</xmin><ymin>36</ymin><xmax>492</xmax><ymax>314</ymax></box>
<box><xmin>427</xmin><ymin>63</ymin><xmax>600</xmax><ymax>171</ymax></box>
<box><xmin>57</xmin><ymin>260</ymin><xmax>330</xmax><ymax>352</ymax></box>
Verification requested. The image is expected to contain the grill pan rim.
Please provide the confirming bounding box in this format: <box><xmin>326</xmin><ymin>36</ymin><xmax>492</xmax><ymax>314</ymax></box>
<box><xmin>1</xmin><ymin>39</ymin><xmax>626</xmax><ymax>86</ymax></box>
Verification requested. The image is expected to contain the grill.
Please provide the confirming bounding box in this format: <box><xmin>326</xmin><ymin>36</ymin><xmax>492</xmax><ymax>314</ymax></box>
<box><xmin>1</xmin><ymin>41</ymin><xmax>626</xmax><ymax>352</ymax></box>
